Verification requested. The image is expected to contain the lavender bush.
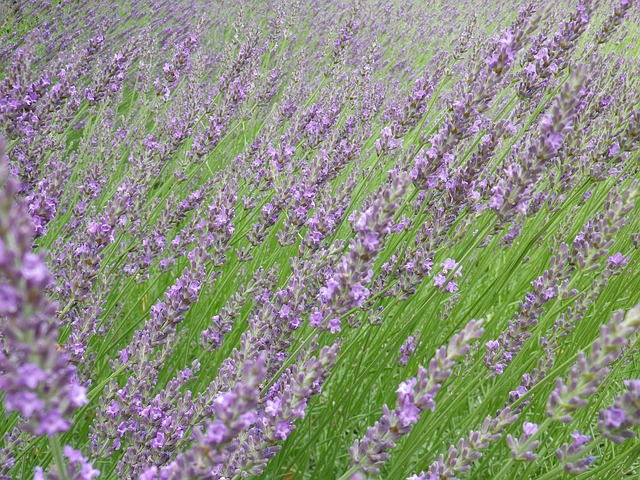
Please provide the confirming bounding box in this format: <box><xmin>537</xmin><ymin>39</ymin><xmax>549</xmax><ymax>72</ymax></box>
<box><xmin>1</xmin><ymin>0</ymin><xmax>640</xmax><ymax>478</ymax></box>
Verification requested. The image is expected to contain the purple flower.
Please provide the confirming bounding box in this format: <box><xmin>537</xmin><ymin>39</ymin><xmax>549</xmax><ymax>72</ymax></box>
<box><xmin>58</xmin><ymin>445</ymin><xmax>100</xmax><ymax>479</ymax></box>
<box><xmin>311</xmin><ymin>173</ymin><xmax>408</xmax><ymax>331</ymax></box>
<box><xmin>327</xmin><ymin>317</ymin><xmax>341</xmax><ymax>333</ymax></box>
<box><xmin>151</xmin><ymin>432</ymin><xmax>165</xmax><ymax>449</ymax></box>
<box><xmin>597</xmin><ymin>378</ymin><xmax>640</xmax><ymax>444</ymax></box>
<box><xmin>0</xmin><ymin>144</ymin><xmax>86</xmax><ymax>437</ymax></box>
<box><xmin>0</xmin><ymin>285</ymin><xmax>21</xmax><ymax>315</ymax></box>
<box><xmin>140</xmin><ymin>467</ymin><xmax>158</xmax><ymax>480</ymax></box>
<box><xmin>4</xmin><ymin>391</ymin><xmax>44</xmax><ymax>418</ymax></box>
<box><xmin>445</xmin><ymin>281</ymin><xmax>458</xmax><ymax>293</ymax></box>
<box><xmin>544</xmin><ymin>132</ymin><xmax>564</xmax><ymax>151</ymax></box>
<box><xmin>607</xmin><ymin>252</ymin><xmax>629</xmax><ymax>268</ymax></box>
<box><xmin>570</xmin><ymin>431</ymin><xmax>590</xmax><ymax>447</ymax></box>
<box><xmin>601</xmin><ymin>407</ymin><xmax>626</xmax><ymax>429</ymax></box>
<box><xmin>17</xmin><ymin>364</ymin><xmax>46</xmax><ymax>389</ymax></box>
<box><xmin>522</xmin><ymin>422</ymin><xmax>538</xmax><ymax>436</ymax></box>
<box><xmin>309</xmin><ymin>311</ymin><xmax>324</xmax><ymax>328</ymax></box>
<box><xmin>275</xmin><ymin>420</ymin><xmax>293</xmax><ymax>440</ymax></box>
<box><xmin>433</xmin><ymin>273</ymin><xmax>446</xmax><ymax>288</ymax></box>
<box><xmin>548</xmin><ymin>307</ymin><xmax>640</xmax><ymax>423</ymax></box>
<box><xmin>215</xmin><ymin>344</ymin><xmax>340</xmax><ymax>477</ymax></box>
<box><xmin>441</xmin><ymin>258</ymin><xmax>458</xmax><ymax>272</ymax></box>
<box><xmin>21</xmin><ymin>253</ymin><xmax>51</xmax><ymax>288</ymax></box>
<box><xmin>506</xmin><ymin>422</ymin><xmax>539</xmax><ymax>461</ymax></box>
<box><xmin>349</xmin><ymin>320</ymin><xmax>483</xmax><ymax>474</ymax></box>
<box><xmin>398</xmin><ymin>334</ymin><xmax>420</xmax><ymax>366</ymax></box>
<box><xmin>36</xmin><ymin>410</ymin><xmax>71</xmax><ymax>436</ymax></box>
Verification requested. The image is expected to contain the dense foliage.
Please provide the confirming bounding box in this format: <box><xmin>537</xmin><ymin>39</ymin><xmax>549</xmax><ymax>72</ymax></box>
<box><xmin>1</xmin><ymin>0</ymin><xmax>640</xmax><ymax>478</ymax></box>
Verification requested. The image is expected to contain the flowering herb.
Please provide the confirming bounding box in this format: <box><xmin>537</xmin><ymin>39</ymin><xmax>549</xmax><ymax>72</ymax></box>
<box><xmin>1</xmin><ymin>1</ymin><xmax>640</xmax><ymax>479</ymax></box>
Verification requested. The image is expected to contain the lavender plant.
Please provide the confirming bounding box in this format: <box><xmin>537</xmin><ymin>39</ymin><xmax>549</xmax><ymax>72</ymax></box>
<box><xmin>2</xmin><ymin>0</ymin><xmax>640</xmax><ymax>478</ymax></box>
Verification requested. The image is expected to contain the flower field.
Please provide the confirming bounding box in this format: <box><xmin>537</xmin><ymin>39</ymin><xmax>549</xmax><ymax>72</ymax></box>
<box><xmin>1</xmin><ymin>0</ymin><xmax>640</xmax><ymax>478</ymax></box>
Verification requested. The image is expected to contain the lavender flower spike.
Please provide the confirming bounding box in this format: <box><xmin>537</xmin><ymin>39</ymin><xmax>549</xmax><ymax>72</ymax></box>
<box><xmin>145</xmin><ymin>356</ymin><xmax>267</xmax><ymax>479</ymax></box>
<box><xmin>347</xmin><ymin>319</ymin><xmax>484</xmax><ymax>476</ymax></box>
<box><xmin>311</xmin><ymin>172</ymin><xmax>408</xmax><ymax>332</ymax></box>
<box><xmin>220</xmin><ymin>341</ymin><xmax>341</xmax><ymax>478</ymax></box>
<box><xmin>398</xmin><ymin>332</ymin><xmax>421</xmax><ymax>367</ymax></box>
<box><xmin>0</xmin><ymin>139</ymin><xmax>87</xmax><ymax>436</ymax></box>
<box><xmin>555</xmin><ymin>431</ymin><xmax>595</xmax><ymax>474</ymax></box>
<box><xmin>546</xmin><ymin>306</ymin><xmax>640</xmax><ymax>423</ymax></box>
<box><xmin>35</xmin><ymin>446</ymin><xmax>100</xmax><ymax>480</ymax></box>
<box><xmin>505</xmin><ymin>422</ymin><xmax>539</xmax><ymax>462</ymax></box>
<box><xmin>598</xmin><ymin>379</ymin><xmax>640</xmax><ymax>444</ymax></box>
<box><xmin>412</xmin><ymin>357</ymin><xmax>553</xmax><ymax>479</ymax></box>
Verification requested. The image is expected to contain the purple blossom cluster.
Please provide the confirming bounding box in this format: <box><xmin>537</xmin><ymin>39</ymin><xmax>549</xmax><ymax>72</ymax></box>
<box><xmin>35</xmin><ymin>446</ymin><xmax>100</xmax><ymax>480</ymax></box>
<box><xmin>546</xmin><ymin>306</ymin><xmax>640</xmax><ymax>423</ymax></box>
<box><xmin>348</xmin><ymin>320</ymin><xmax>483</xmax><ymax>475</ymax></box>
<box><xmin>555</xmin><ymin>431</ymin><xmax>595</xmax><ymax>474</ymax></box>
<box><xmin>310</xmin><ymin>173</ymin><xmax>408</xmax><ymax>333</ymax></box>
<box><xmin>398</xmin><ymin>332</ymin><xmax>421</xmax><ymax>367</ymax></box>
<box><xmin>0</xmin><ymin>143</ymin><xmax>87</xmax><ymax>436</ymax></box>
<box><xmin>598</xmin><ymin>379</ymin><xmax>640</xmax><ymax>444</ymax></box>
<box><xmin>406</xmin><ymin>355</ymin><xmax>554</xmax><ymax>479</ymax></box>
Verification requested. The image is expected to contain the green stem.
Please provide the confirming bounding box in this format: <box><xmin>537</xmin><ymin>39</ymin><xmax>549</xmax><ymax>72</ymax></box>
<box><xmin>337</xmin><ymin>464</ymin><xmax>361</xmax><ymax>480</ymax></box>
<box><xmin>50</xmin><ymin>435</ymin><xmax>70</xmax><ymax>480</ymax></box>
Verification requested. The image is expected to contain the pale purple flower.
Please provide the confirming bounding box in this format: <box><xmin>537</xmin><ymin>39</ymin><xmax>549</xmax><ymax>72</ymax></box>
<box><xmin>570</xmin><ymin>431</ymin><xmax>590</xmax><ymax>447</ymax></box>
<box><xmin>522</xmin><ymin>422</ymin><xmax>538</xmax><ymax>436</ymax></box>
<box><xmin>607</xmin><ymin>252</ymin><xmax>629</xmax><ymax>268</ymax></box>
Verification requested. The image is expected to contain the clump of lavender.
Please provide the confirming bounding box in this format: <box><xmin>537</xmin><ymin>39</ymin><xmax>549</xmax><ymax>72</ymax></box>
<box><xmin>25</xmin><ymin>156</ymin><xmax>74</xmax><ymax>238</ymax></box>
<box><xmin>142</xmin><ymin>356</ymin><xmax>266</xmax><ymax>479</ymax></box>
<box><xmin>490</xmin><ymin>68</ymin><xmax>586</xmax><ymax>221</ymax></box>
<box><xmin>594</xmin><ymin>0</ymin><xmax>633</xmax><ymax>46</ymax></box>
<box><xmin>547</xmin><ymin>306</ymin><xmax>640</xmax><ymax>423</ymax></box>
<box><xmin>486</xmin><ymin>179</ymin><xmax>638</xmax><ymax>375</ymax></box>
<box><xmin>346</xmin><ymin>319</ymin><xmax>484</xmax><ymax>476</ymax></box>
<box><xmin>598</xmin><ymin>379</ymin><xmax>640</xmax><ymax>444</ymax></box>
<box><xmin>516</xmin><ymin>0</ymin><xmax>593</xmax><ymax>101</ymax></box>
<box><xmin>154</xmin><ymin>33</ymin><xmax>199</xmax><ymax>99</ymax></box>
<box><xmin>555</xmin><ymin>431</ymin><xmax>595</xmax><ymax>474</ymax></box>
<box><xmin>411</xmin><ymin>5</ymin><xmax>538</xmax><ymax>189</ymax></box>
<box><xmin>398</xmin><ymin>331</ymin><xmax>421</xmax><ymax>367</ymax></box>
<box><xmin>410</xmin><ymin>357</ymin><xmax>554</xmax><ymax>479</ymax></box>
<box><xmin>201</xmin><ymin>267</ymin><xmax>268</xmax><ymax>351</ymax></box>
<box><xmin>408</xmin><ymin>407</ymin><xmax>520</xmax><ymax>480</ymax></box>
<box><xmin>484</xmin><ymin>242</ymin><xmax>571</xmax><ymax>375</ymax></box>
<box><xmin>62</xmin><ymin>181</ymin><xmax>135</xmax><ymax>371</ymax></box>
<box><xmin>0</xmin><ymin>429</ymin><xmax>22</xmax><ymax>479</ymax></box>
<box><xmin>505</xmin><ymin>422</ymin><xmax>539</xmax><ymax>462</ymax></box>
<box><xmin>2</xmin><ymin>1</ymin><xmax>640</xmax><ymax>478</ymax></box>
<box><xmin>375</xmin><ymin>126</ymin><xmax>403</xmax><ymax>156</ymax></box>
<box><xmin>221</xmin><ymin>341</ymin><xmax>341</xmax><ymax>478</ymax></box>
<box><xmin>35</xmin><ymin>446</ymin><xmax>100</xmax><ymax>480</ymax></box>
<box><xmin>88</xmin><ymin>248</ymin><xmax>208</xmax><ymax>458</ymax></box>
<box><xmin>0</xmin><ymin>140</ymin><xmax>87</xmax><ymax>436</ymax></box>
<box><xmin>433</xmin><ymin>258</ymin><xmax>462</xmax><ymax>293</ymax></box>
<box><xmin>310</xmin><ymin>172</ymin><xmax>408</xmax><ymax>332</ymax></box>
